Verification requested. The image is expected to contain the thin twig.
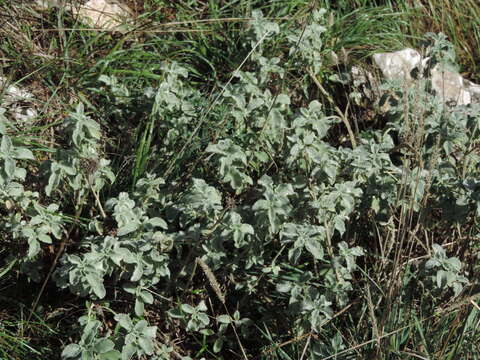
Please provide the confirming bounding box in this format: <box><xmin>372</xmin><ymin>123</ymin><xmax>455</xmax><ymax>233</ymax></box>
<box><xmin>90</xmin><ymin>186</ymin><xmax>107</xmax><ymax>219</ymax></box>
<box><xmin>307</xmin><ymin>68</ymin><xmax>357</xmax><ymax>148</ymax></box>
<box><xmin>299</xmin><ymin>335</ymin><xmax>312</xmax><ymax>360</ymax></box>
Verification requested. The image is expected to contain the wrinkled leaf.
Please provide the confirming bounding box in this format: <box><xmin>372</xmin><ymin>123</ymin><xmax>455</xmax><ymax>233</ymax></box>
<box><xmin>61</xmin><ymin>344</ymin><xmax>82</xmax><ymax>358</ymax></box>
<box><xmin>86</xmin><ymin>273</ymin><xmax>106</xmax><ymax>299</ymax></box>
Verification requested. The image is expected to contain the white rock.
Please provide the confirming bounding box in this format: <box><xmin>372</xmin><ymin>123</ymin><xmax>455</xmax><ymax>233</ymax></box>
<box><xmin>34</xmin><ymin>0</ymin><xmax>133</xmax><ymax>30</ymax></box>
<box><xmin>430</xmin><ymin>65</ymin><xmax>471</xmax><ymax>105</ymax></box>
<box><xmin>466</xmin><ymin>80</ymin><xmax>480</xmax><ymax>103</ymax></box>
<box><xmin>351</xmin><ymin>66</ymin><xmax>368</xmax><ymax>84</ymax></box>
<box><xmin>372</xmin><ymin>48</ymin><xmax>480</xmax><ymax>106</ymax></box>
<box><xmin>350</xmin><ymin>65</ymin><xmax>379</xmax><ymax>103</ymax></box>
<box><xmin>0</xmin><ymin>77</ymin><xmax>38</xmax><ymax>123</ymax></box>
<box><xmin>373</xmin><ymin>48</ymin><xmax>422</xmax><ymax>81</ymax></box>
<box><xmin>72</xmin><ymin>0</ymin><xmax>133</xmax><ymax>30</ymax></box>
<box><xmin>33</xmin><ymin>0</ymin><xmax>60</xmax><ymax>9</ymax></box>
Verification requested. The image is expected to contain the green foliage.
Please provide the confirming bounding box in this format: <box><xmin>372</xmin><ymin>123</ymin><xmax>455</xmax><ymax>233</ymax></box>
<box><xmin>1</xmin><ymin>3</ymin><xmax>480</xmax><ymax>359</ymax></box>
<box><xmin>61</xmin><ymin>318</ymin><xmax>119</xmax><ymax>360</ymax></box>
<box><xmin>206</xmin><ymin>139</ymin><xmax>253</xmax><ymax>193</ymax></box>
<box><xmin>168</xmin><ymin>301</ymin><xmax>210</xmax><ymax>333</ymax></box>
<box><xmin>114</xmin><ymin>314</ymin><xmax>157</xmax><ymax>360</ymax></box>
<box><xmin>425</xmin><ymin>244</ymin><xmax>468</xmax><ymax>296</ymax></box>
<box><xmin>253</xmin><ymin>175</ymin><xmax>295</xmax><ymax>235</ymax></box>
<box><xmin>45</xmin><ymin>103</ymin><xmax>115</xmax><ymax>198</ymax></box>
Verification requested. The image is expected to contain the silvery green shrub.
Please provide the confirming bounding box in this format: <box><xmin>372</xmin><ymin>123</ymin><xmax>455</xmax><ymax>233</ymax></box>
<box><xmin>425</xmin><ymin>244</ymin><xmax>468</xmax><ymax>296</ymax></box>
<box><xmin>2</xmin><ymin>8</ymin><xmax>479</xmax><ymax>359</ymax></box>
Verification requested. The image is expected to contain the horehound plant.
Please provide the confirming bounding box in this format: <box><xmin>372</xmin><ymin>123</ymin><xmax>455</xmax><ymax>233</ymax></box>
<box><xmin>1</xmin><ymin>5</ymin><xmax>479</xmax><ymax>359</ymax></box>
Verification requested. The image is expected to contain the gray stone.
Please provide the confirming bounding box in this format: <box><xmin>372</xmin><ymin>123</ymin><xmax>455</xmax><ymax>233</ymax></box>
<box><xmin>430</xmin><ymin>65</ymin><xmax>471</xmax><ymax>105</ymax></box>
<box><xmin>372</xmin><ymin>48</ymin><xmax>479</xmax><ymax>106</ymax></box>
<box><xmin>373</xmin><ymin>48</ymin><xmax>423</xmax><ymax>82</ymax></box>
<box><xmin>72</xmin><ymin>0</ymin><xmax>133</xmax><ymax>30</ymax></box>
<box><xmin>0</xmin><ymin>77</ymin><xmax>38</xmax><ymax>123</ymax></box>
<box><xmin>34</xmin><ymin>0</ymin><xmax>133</xmax><ymax>30</ymax></box>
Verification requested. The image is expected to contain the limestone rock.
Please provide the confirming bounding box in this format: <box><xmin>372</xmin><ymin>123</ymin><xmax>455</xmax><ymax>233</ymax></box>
<box><xmin>467</xmin><ymin>81</ymin><xmax>480</xmax><ymax>103</ymax></box>
<box><xmin>372</xmin><ymin>48</ymin><xmax>479</xmax><ymax>106</ymax></box>
<box><xmin>430</xmin><ymin>66</ymin><xmax>471</xmax><ymax>105</ymax></box>
<box><xmin>34</xmin><ymin>0</ymin><xmax>133</xmax><ymax>30</ymax></box>
<box><xmin>33</xmin><ymin>0</ymin><xmax>60</xmax><ymax>9</ymax></box>
<box><xmin>0</xmin><ymin>77</ymin><xmax>38</xmax><ymax>123</ymax></box>
<box><xmin>373</xmin><ymin>48</ymin><xmax>423</xmax><ymax>81</ymax></box>
<box><xmin>72</xmin><ymin>0</ymin><xmax>133</xmax><ymax>30</ymax></box>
